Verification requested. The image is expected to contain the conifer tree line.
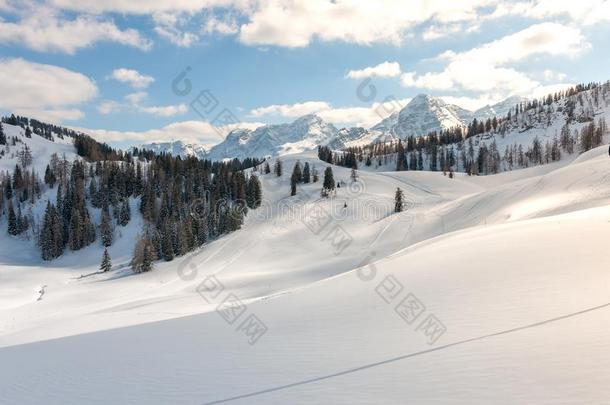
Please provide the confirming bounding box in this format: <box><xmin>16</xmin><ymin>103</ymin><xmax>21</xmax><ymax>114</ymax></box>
<box><xmin>1</xmin><ymin>116</ymin><xmax>264</xmax><ymax>269</ymax></box>
<box><xmin>318</xmin><ymin>146</ymin><xmax>358</xmax><ymax>170</ymax></box>
<box><xmin>336</xmin><ymin>82</ymin><xmax>609</xmax><ymax>176</ymax></box>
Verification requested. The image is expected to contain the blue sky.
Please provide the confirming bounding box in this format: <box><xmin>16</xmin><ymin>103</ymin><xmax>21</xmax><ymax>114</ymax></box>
<box><xmin>1</xmin><ymin>0</ymin><xmax>609</xmax><ymax>148</ymax></box>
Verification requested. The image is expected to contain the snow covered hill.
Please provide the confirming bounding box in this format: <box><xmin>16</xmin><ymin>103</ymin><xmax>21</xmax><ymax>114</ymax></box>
<box><xmin>0</xmin><ymin>122</ymin><xmax>78</xmax><ymax>175</ymax></box>
<box><xmin>2</xmin><ymin>139</ymin><xmax>610</xmax><ymax>403</ymax></box>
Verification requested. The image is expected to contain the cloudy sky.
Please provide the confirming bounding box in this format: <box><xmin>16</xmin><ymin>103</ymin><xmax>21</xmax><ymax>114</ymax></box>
<box><xmin>1</xmin><ymin>0</ymin><xmax>609</xmax><ymax>148</ymax></box>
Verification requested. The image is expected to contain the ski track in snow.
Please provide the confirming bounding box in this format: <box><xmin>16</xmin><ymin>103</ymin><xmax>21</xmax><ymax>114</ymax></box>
<box><xmin>204</xmin><ymin>301</ymin><xmax>610</xmax><ymax>404</ymax></box>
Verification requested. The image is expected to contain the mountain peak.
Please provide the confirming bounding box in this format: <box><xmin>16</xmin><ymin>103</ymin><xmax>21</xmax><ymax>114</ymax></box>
<box><xmin>206</xmin><ymin>113</ymin><xmax>338</xmax><ymax>160</ymax></box>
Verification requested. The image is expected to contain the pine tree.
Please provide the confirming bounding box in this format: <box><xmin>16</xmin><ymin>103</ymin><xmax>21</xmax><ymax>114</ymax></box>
<box><xmin>322</xmin><ymin>167</ymin><xmax>335</xmax><ymax>197</ymax></box>
<box><xmin>264</xmin><ymin>161</ymin><xmax>271</xmax><ymax>174</ymax></box>
<box><xmin>274</xmin><ymin>159</ymin><xmax>282</xmax><ymax>177</ymax></box>
<box><xmin>0</xmin><ymin>122</ymin><xmax>5</xmax><ymax>145</ymax></box>
<box><xmin>44</xmin><ymin>164</ymin><xmax>56</xmax><ymax>187</ymax></box>
<box><xmin>119</xmin><ymin>199</ymin><xmax>131</xmax><ymax>226</ymax></box>
<box><xmin>246</xmin><ymin>175</ymin><xmax>262</xmax><ymax>208</ymax></box>
<box><xmin>100</xmin><ymin>204</ymin><xmax>113</xmax><ymax>247</ymax></box>
<box><xmin>394</xmin><ymin>187</ymin><xmax>404</xmax><ymax>213</ymax></box>
<box><xmin>162</xmin><ymin>222</ymin><xmax>174</xmax><ymax>261</ymax></box>
<box><xmin>302</xmin><ymin>162</ymin><xmax>311</xmax><ymax>183</ymax></box>
<box><xmin>142</xmin><ymin>241</ymin><xmax>155</xmax><ymax>272</ymax></box>
<box><xmin>100</xmin><ymin>248</ymin><xmax>112</xmax><ymax>272</ymax></box>
<box><xmin>16</xmin><ymin>205</ymin><xmax>27</xmax><ymax>234</ymax></box>
<box><xmin>68</xmin><ymin>208</ymin><xmax>82</xmax><ymax>250</ymax></box>
<box><xmin>7</xmin><ymin>200</ymin><xmax>17</xmax><ymax>235</ymax></box>
<box><xmin>40</xmin><ymin>201</ymin><xmax>64</xmax><ymax>260</ymax></box>
<box><xmin>290</xmin><ymin>161</ymin><xmax>302</xmax><ymax>196</ymax></box>
<box><xmin>4</xmin><ymin>180</ymin><xmax>12</xmax><ymax>200</ymax></box>
<box><xmin>132</xmin><ymin>235</ymin><xmax>155</xmax><ymax>273</ymax></box>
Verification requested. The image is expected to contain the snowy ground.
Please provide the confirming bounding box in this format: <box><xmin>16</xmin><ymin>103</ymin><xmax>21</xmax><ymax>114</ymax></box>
<box><xmin>1</xmin><ymin>143</ymin><xmax>610</xmax><ymax>404</ymax></box>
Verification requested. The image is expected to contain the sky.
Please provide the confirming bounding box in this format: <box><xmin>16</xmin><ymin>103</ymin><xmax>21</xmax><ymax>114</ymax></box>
<box><xmin>1</xmin><ymin>0</ymin><xmax>609</xmax><ymax>149</ymax></box>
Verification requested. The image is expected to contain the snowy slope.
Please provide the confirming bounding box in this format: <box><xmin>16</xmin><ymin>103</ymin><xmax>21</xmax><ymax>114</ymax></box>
<box><xmin>2</xmin><ymin>139</ymin><xmax>610</xmax><ymax>403</ymax></box>
<box><xmin>0</xmin><ymin>123</ymin><xmax>78</xmax><ymax>175</ymax></box>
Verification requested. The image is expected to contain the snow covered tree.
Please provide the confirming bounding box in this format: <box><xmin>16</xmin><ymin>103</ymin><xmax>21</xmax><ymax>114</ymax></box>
<box><xmin>394</xmin><ymin>187</ymin><xmax>404</xmax><ymax>213</ymax></box>
<box><xmin>100</xmin><ymin>248</ymin><xmax>112</xmax><ymax>272</ymax></box>
<box><xmin>264</xmin><ymin>161</ymin><xmax>271</xmax><ymax>174</ymax></box>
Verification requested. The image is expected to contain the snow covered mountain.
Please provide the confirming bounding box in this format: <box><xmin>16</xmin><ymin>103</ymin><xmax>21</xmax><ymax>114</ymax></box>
<box><xmin>373</xmin><ymin>94</ymin><xmax>473</xmax><ymax>137</ymax></box>
<box><xmin>473</xmin><ymin>95</ymin><xmax>529</xmax><ymax>121</ymax></box>
<box><xmin>370</xmin><ymin>94</ymin><xmax>530</xmax><ymax>137</ymax></box>
<box><xmin>138</xmin><ymin>140</ymin><xmax>208</xmax><ymax>159</ymax></box>
<box><xmin>137</xmin><ymin>95</ymin><xmax>531</xmax><ymax>161</ymax></box>
<box><xmin>206</xmin><ymin>114</ymin><xmax>339</xmax><ymax>160</ymax></box>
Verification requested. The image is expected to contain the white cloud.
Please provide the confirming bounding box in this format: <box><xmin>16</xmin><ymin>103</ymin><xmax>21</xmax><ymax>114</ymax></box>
<box><xmin>108</xmin><ymin>68</ymin><xmax>155</xmax><ymax>89</ymax></box>
<box><xmin>203</xmin><ymin>13</ymin><xmax>239</xmax><ymax>35</ymax></box>
<box><xmin>80</xmin><ymin>120</ymin><xmax>263</xmax><ymax>147</ymax></box>
<box><xmin>0</xmin><ymin>6</ymin><xmax>152</xmax><ymax>53</ymax></box>
<box><xmin>97</xmin><ymin>100</ymin><xmax>122</xmax><ymax>115</ymax></box>
<box><xmin>239</xmin><ymin>0</ymin><xmax>493</xmax><ymax>47</ymax></box>
<box><xmin>249</xmin><ymin>101</ymin><xmax>331</xmax><ymax>118</ymax></box>
<box><xmin>138</xmin><ymin>104</ymin><xmax>188</xmax><ymax>117</ymax></box>
<box><xmin>499</xmin><ymin>0</ymin><xmax>610</xmax><ymax>25</ymax></box>
<box><xmin>50</xmin><ymin>0</ymin><xmax>239</xmax><ymax>14</ymax></box>
<box><xmin>97</xmin><ymin>91</ymin><xmax>187</xmax><ymax>117</ymax></box>
<box><xmin>124</xmin><ymin>91</ymin><xmax>148</xmax><ymax>105</ymax></box>
<box><xmin>153</xmin><ymin>12</ymin><xmax>199</xmax><ymax>47</ymax></box>
<box><xmin>346</xmin><ymin>61</ymin><xmax>401</xmax><ymax>79</ymax></box>
<box><xmin>0</xmin><ymin>58</ymin><xmax>97</xmax><ymax>122</ymax></box>
<box><xmin>542</xmin><ymin>69</ymin><xmax>567</xmax><ymax>82</ymax></box>
<box><xmin>38</xmin><ymin>0</ymin><xmax>610</xmax><ymax>51</ymax></box>
<box><xmin>402</xmin><ymin>23</ymin><xmax>589</xmax><ymax>97</ymax></box>
<box><xmin>422</xmin><ymin>23</ymin><xmax>480</xmax><ymax>41</ymax></box>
